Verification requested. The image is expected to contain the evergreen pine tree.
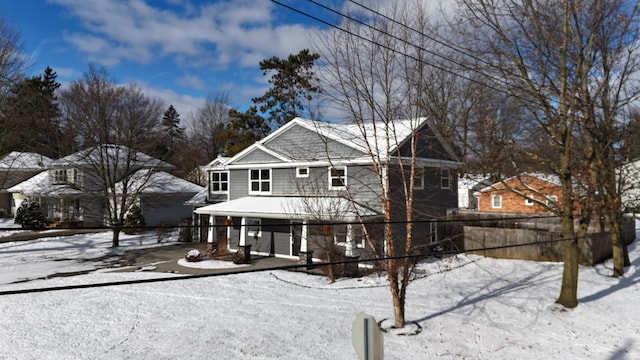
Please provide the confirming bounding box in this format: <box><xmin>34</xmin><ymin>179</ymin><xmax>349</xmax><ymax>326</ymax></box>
<box><xmin>161</xmin><ymin>105</ymin><xmax>185</xmax><ymax>157</ymax></box>
<box><xmin>0</xmin><ymin>66</ymin><xmax>62</xmax><ymax>157</ymax></box>
<box><xmin>123</xmin><ymin>204</ymin><xmax>146</xmax><ymax>235</ymax></box>
<box><xmin>251</xmin><ymin>49</ymin><xmax>322</xmax><ymax>127</ymax></box>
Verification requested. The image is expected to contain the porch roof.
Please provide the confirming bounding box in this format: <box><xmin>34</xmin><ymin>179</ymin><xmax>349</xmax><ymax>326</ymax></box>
<box><xmin>194</xmin><ymin>196</ymin><xmax>378</xmax><ymax>221</ymax></box>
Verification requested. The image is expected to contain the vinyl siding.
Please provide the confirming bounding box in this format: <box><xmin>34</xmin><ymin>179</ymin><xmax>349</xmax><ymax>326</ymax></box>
<box><xmin>264</xmin><ymin>123</ymin><xmax>365</xmax><ymax>160</ymax></box>
<box><xmin>233</xmin><ymin>148</ymin><xmax>283</xmax><ymax>164</ymax></box>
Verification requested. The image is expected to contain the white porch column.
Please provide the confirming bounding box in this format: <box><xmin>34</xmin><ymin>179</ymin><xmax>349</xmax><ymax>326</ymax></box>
<box><xmin>207</xmin><ymin>215</ymin><xmax>215</xmax><ymax>244</ymax></box>
<box><xmin>345</xmin><ymin>222</ymin><xmax>354</xmax><ymax>257</ymax></box>
<box><xmin>239</xmin><ymin>217</ymin><xmax>247</xmax><ymax>246</ymax></box>
<box><xmin>300</xmin><ymin>221</ymin><xmax>308</xmax><ymax>252</ymax></box>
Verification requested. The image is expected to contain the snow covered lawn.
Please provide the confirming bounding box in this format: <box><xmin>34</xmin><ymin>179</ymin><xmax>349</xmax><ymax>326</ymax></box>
<box><xmin>0</xmin><ymin>222</ymin><xmax>638</xmax><ymax>359</ymax></box>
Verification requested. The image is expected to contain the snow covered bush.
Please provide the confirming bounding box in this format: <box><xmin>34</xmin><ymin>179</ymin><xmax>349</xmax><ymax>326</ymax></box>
<box><xmin>184</xmin><ymin>249</ymin><xmax>203</xmax><ymax>262</ymax></box>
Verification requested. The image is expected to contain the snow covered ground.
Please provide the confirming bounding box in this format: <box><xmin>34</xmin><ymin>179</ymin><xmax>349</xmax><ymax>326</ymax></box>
<box><xmin>0</xmin><ymin>220</ymin><xmax>638</xmax><ymax>359</ymax></box>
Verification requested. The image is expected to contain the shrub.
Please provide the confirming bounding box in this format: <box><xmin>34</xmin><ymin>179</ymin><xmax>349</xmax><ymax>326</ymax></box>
<box><xmin>15</xmin><ymin>200</ymin><xmax>46</xmax><ymax>230</ymax></box>
<box><xmin>123</xmin><ymin>205</ymin><xmax>146</xmax><ymax>235</ymax></box>
<box><xmin>184</xmin><ymin>249</ymin><xmax>203</xmax><ymax>262</ymax></box>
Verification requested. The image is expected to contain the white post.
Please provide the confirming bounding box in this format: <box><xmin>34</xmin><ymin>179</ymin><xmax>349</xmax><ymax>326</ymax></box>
<box><xmin>239</xmin><ymin>217</ymin><xmax>247</xmax><ymax>246</ymax></box>
<box><xmin>300</xmin><ymin>221</ymin><xmax>308</xmax><ymax>252</ymax></box>
<box><xmin>207</xmin><ymin>215</ymin><xmax>215</xmax><ymax>244</ymax></box>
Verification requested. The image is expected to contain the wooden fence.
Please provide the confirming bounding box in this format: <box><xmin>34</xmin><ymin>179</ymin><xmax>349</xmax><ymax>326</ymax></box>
<box><xmin>462</xmin><ymin>217</ymin><xmax>636</xmax><ymax>265</ymax></box>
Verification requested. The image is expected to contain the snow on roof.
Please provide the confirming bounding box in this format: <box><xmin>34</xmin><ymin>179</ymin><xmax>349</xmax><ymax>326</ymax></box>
<box><xmin>7</xmin><ymin>171</ymin><xmax>83</xmax><ymax>196</ymax></box>
<box><xmin>195</xmin><ymin>196</ymin><xmax>378</xmax><ymax>220</ymax></box>
<box><xmin>116</xmin><ymin>170</ymin><xmax>204</xmax><ymax>195</ymax></box>
<box><xmin>184</xmin><ymin>187</ymin><xmax>209</xmax><ymax>206</ymax></box>
<box><xmin>458</xmin><ymin>174</ymin><xmax>492</xmax><ymax>189</ymax></box>
<box><xmin>476</xmin><ymin>172</ymin><xmax>562</xmax><ymax>193</ymax></box>
<box><xmin>299</xmin><ymin>117</ymin><xmax>427</xmax><ymax>155</ymax></box>
<box><xmin>54</xmin><ymin>144</ymin><xmax>174</xmax><ymax>169</ymax></box>
<box><xmin>0</xmin><ymin>152</ymin><xmax>53</xmax><ymax>170</ymax></box>
<box><xmin>201</xmin><ymin>155</ymin><xmax>231</xmax><ymax>170</ymax></box>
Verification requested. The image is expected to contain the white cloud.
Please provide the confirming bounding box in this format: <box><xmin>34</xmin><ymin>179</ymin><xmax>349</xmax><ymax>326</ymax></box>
<box><xmin>137</xmin><ymin>82</ymin><xmax>206</xmax><ymax>122</ymax></box>
<box><xmin>175</xmin><ymin>74</ymin><xmax>207</xmax><ymax>91</ymax></box>
<box><xmin>48</xmin><ymin>0</ymin><xmax>315</xmax><ymax>70</ymax></box>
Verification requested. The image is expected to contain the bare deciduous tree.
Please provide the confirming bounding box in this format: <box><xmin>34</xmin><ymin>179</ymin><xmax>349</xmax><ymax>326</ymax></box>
<box><xmin>59</xmin><ymin>65</ymin><xmax>170</xmax><ymax>247</ymax></box>
<box><xmin>456</xmin><ymin>0</ymin><xmax>640</xmax><ymax>306</ymax></box>
<box><xmin>187</xmin><ymin>92</ymin><xmax>232</xmax><ymax>160</ymax></box>
<box><xmin>316</xmin><ymin>1</ymin><xmax>460</xmax><ymax>328</ymax></box>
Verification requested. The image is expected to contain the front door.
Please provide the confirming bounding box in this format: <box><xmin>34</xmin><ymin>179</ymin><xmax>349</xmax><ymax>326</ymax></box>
<box><xmin>291</xmin><ymin>222</ymin><xmax>302</xmax><ymax>255</ymax></box>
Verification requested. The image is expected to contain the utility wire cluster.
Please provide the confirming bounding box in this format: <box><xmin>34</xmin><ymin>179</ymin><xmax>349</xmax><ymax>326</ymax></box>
<box><xmin>270</xmin><ymin>0</ymin><xmax>545</xmax><ymax>108</ymax></box>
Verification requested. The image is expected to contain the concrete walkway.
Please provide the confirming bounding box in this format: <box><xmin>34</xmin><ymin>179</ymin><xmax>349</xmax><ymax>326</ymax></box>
<box><xmin>110</xmin><ymin>242</ymin><xmax>301</xmax><ymax>275</ymax></box>
<box><xmin>0</xmin><ymin>229</ymin><xmax>302</xmax><ymax>276</ymax></box>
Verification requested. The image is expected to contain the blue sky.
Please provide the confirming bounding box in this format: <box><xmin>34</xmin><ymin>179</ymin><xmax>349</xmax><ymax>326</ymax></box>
<box><xmin>0</xmin><ymin>0</ymin><xmax>335</xmax><ymax>121</ymax></box>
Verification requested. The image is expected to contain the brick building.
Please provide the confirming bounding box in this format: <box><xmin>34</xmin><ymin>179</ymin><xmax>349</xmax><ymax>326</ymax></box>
<box><xmin>475</xmin><ymin>173</ymin><xmax>563</xmax><ymax>214</ymax></box>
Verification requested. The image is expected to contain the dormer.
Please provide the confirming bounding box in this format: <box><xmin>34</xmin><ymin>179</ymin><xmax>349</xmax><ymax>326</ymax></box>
<box><xmin>50</xmin><ymin>167</ymin><xmax>81</xmax><ymax>187</ymax></box>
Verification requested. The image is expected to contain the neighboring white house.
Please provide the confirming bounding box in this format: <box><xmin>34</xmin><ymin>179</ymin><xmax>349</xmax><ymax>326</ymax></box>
<box><xmin>8</xmin><ymin>144</ymin><xmax>199</xmax><ymax>227</ymax></box>
<box><xmin>115</xmin><ymin>169</ymin><xmax>204</xmax><ymax>226</ymax></box>
<box><xmin>0</xmin><ymin>152</ymin><xmax>53</xmax><ymax>217</ymax></box>
<box><xmin>457</xmin><ymin>174</ymin><xmax>492</xmax><ymax>210</ymax></box>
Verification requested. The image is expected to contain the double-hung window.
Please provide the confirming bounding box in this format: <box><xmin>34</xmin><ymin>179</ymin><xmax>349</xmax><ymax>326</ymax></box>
<box><xmin>491</xmin><ymin>195</ymin><xmax>502</xmax><ymax>209</ymax></box>
<box><xmin>210</xmin><ymin>171</ymin><xmax>228</xmax><ymax>193</ymax></box>
<box><xmin>441</xmin><ymin>168</ymin><xmax>451</xmax><ymax>189</ymax></box>
<box><xmin>329</xmin><ymin>167</ymin><xmax>347</xmax><ymax>190</ymax></box>
<box><xmin>52</xmin><ymin>169</ymin><xmax>67</xmax><ymax>185</ymax></box>
<box><xmin>249</xmin><ymin>169</ymin><xmax>271</xmax><ymax>194</ymax></box>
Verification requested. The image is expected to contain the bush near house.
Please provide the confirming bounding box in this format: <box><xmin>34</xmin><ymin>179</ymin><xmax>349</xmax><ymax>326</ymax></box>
<box><xmin>14</xmin><ymin>200</ymin><xmax>47</xmax><ymax>230</ymax></box>
<box><xmin>123</xmin><ymin>205</ymin><xmax>146</xmax><ymax>234</ymax></box>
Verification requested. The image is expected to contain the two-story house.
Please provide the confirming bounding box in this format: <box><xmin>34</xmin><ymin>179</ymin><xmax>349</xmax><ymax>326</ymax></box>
<box><xmin>8</xmin><ymin>144</ymin><xmax>198</xmax><ymax>227</ymax></box>
<box><xmin>191</xmin><ymin>117</ymin><xmax>461</xmax><ymax>260</ymax></box>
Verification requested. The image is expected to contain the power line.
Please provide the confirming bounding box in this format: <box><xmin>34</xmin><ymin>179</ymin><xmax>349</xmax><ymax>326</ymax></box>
<box><xmin>0</xmin><ymin>232</ymin><xmax>592</xmax><ymax>297</ymax></box>
<box><xmin>270</xmin><ymin>0</ymin><xmax>545</xmax><ymax>110</ymax></box>
<box><xmin>269</xmin><ymin>0</ymin><xmax>533</xmax><ymax>106</ymax></box>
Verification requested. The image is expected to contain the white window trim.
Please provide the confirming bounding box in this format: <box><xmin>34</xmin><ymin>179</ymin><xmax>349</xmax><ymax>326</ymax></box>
<box><xmin>296</xmin><ymin>167</ymin><xmax>309</xmax><ymax>178</ymax></box>
<box><xmin>52</xmin><ymin>169</ymin><xmax>67</xmax><ymax>184</ymax></box>
<box><xmin>210</xmin><ymin>171</ymin><xmax>229</xmax><ymax>194</ymax></box>
<box><xmin>248</xmin><ymin>169</ymin><xmax>272</xmax><ymax>195</ymax></box>
<box><xmin>441</xmin><ymin>168</ymin><xmax>451</xmax><ymax>189</ymax></box>
<box><xmin>491</xmin><ymin>195</ymin><xmax>502</xmax><ymax>209</ymax></box>
<box><xmin>329</xmin><ymin>166</ymin><xmax>347</xmax><ymax>190</ymax></box>
<box><xmin>547</xmin><ymin>195</ymin><xmax>558</xmax><ymax>204</ymax></box>
<box><xmin>525</xmin><ymin>197</ymin><xmax>534</xmax><ymax>206</ymax></box>
<box><xmin>246</xmin><ymin>218</ymin><xmax>262</xmax><ymax>237</ymax></box>
<box><xmin>414</xmin><ymin>167</ymin><xmax>425</xmax><ymax>190</ymax></box>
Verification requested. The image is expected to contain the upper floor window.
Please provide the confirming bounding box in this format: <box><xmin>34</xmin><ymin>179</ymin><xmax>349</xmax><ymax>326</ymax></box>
<box><xmin>249</xmin><ymin>169</ymin><xmax>271</xmax><ymax>194</ymax></box>
<box><xmin>441</xmin><ymin>168</ymin><xmax>451</xmax><ymax>189</ymax></box>
<box><xmin>547</xmin><ymin>195</ymin><xmax>558</xmax><ymax>204</ymax></box>
<box><xmin>296</xmin><ymin>167</ymin><xmax>309</xmax><ymax>178</ymax></box>
<box><xmin>52</xmin><ymin>169</ymin><xmax>67</xmax><ymax>184</ymax></box>
<box><xmin>329</xmin><ymin>167</ymin><xmax>347</xmax><ymax>190</ymax></box>
<box><xmin>525</xmin><ymin>197</ymin><xmax>535</xmax><ymax>206</ymax></box>
<box><xmin>491</xmin><ymin>195</ymin><xmax>502</xmax><ymax>209</ymax></box>
<box><xmin>210</xmin><ymin>171</ymin><xmax>228</xmax><ymax>193</ymax></box>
